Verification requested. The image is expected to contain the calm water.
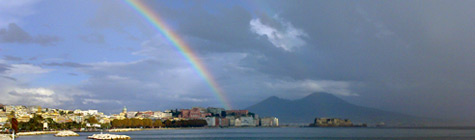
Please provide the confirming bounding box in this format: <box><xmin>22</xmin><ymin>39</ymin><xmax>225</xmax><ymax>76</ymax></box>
<box><xmin>17</xmin><ymin>127</ymin><xmax>475</xmax><ymax>140</ymax></box>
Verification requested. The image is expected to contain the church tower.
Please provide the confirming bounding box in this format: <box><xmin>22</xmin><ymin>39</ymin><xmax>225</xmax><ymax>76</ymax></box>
<box><xmin>122</xmin><ymin>106</ymin><xmax>127</xmax><ymax>114</ymax></box>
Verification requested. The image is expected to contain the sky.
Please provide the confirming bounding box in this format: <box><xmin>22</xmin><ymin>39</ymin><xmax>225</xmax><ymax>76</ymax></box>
<box><xmin>0</xmin><ymin>0</ymin><xmax>474</xmax><ymax>121</ymax></box>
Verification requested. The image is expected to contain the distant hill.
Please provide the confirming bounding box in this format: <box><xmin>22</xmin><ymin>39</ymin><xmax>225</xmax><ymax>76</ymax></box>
<box><xmin>246</xmin><ymin>92</ymin><xmax>428</xmax><ymax>126</ymax></box>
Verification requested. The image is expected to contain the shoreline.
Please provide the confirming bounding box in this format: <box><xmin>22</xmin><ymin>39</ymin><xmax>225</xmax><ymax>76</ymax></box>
<box><xmin>6</xmin><ymin>127</ymin><xmax>474</xmax><ymax>140</ymax></box>
<box><xmin>10</xmin><ymin>125</ymin><xmax>475</xmax><ymax>136</ymax></box>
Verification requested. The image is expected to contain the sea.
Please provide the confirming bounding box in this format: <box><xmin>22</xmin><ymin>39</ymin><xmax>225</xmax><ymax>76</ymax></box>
<box><xmin>16</xmin><ymin>127</ymin><xmax>475</xmax><ymax>140</ymax></box>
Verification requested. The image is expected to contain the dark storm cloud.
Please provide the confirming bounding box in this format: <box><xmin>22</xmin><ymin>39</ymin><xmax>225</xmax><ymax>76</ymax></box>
<box><xmin>0</xmin><ymin>23</ymin><xmax>61</xmax><ymax>46</ymax></box>
<box><xmin>257</xmin><ymin>0</ymin><xmax>475</xmax><ymax>120</ymax></box>
<box><xmin>81</xmin><ymin>0</ymin><xmax>474</xmax><ymax>120</ymax></box>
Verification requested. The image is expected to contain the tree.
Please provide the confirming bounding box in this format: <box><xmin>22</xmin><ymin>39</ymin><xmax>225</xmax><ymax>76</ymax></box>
<box><xmin>143</xmin><ymin>119</ymin><xmax>153</xmax><ymax>128</ymax></box>
<box><xmin>86</xmin><ymin>116</ymin><xmax>98</xmax><ymax>124</ymax></box>
<box><xmin>164</xmin><ymin>120</ymin><xmax>172</xmax><ymax>127</ymax></box>
<box><xmin>18</xmin><ymin>115</ymin><xmax>44</xmax><ymax>131</ymax></box>
<box><xmin>101</xmin><ymin>123</ymin><xmax>111</xmax><ymax>129</ymax></box>
<box><xmin>153</xmin><ymin>120</ymin><xmax>163</xmax><ymax>128</ymax></box>
<box><xmin>174</xmin><ymin>120</ymin><xmax>182</xmax><ymax>127</ymax></box>
<box><xmin>111</xmin><ymin>119</ymin><xmax>120</xmax><ymax>128</ymax></box>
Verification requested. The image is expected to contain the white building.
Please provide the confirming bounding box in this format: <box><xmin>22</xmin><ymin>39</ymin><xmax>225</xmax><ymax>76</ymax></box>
<box><xmin>126</xmin><ymin>112</ymin><xmax>138</xmax><ymax>118</ymax></box>
<box><xmin>205</xmin><ymin>117</ymin><xmax>217</xmax><ymax>127</ymax></box>
<box><xmin>260</xmin><ymin>117</ymin><xmax>279</xmax><ymax>127</ymax></box>
<box><xmin>4</xmin><ymin>106</ymin><xmax>15</xmax><ymax>113</ymax></box>
<box><xmin>73</xmin><ymin>109</ymin><xmax>82</xmax><ymax>114</ymax></box>
<box><xmin>153</xmin><ymin>111</ymin><xmax>172</xmax><ymax>119</ymax></box>
<box><xmin>234</xmin><ymin>118</ymin><xmax>241</xmax><ymax>127</ymax></box>
<box><xmin>27</xmin><ymin>106</ymin><xmax>41</xmax><ymax>114</ymax></box>
<box><xmin>72</xmin><ymin>116</ymin><xmax>84</xmax><ymax>123</ymax></box>
<box><xmin>0</xmin><ymin>116</ymin><xmax>8</xmax><ymax>123</ymax></box>
<box><xmin>81</xmin><ymin>110</ymin><xmax>98</xmax><ymax>116</ymax></box>
<box><xmin>240</xmin><ymin>117</ymin><xmax>257</xmax><ymax>126</ymax></box>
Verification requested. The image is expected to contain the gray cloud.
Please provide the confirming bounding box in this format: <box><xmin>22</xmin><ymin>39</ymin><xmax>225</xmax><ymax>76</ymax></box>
<box><xmin>68</xmin><ymin>73</ymin><xmax>78</xmax><ymax>76</ymax></box>
<box><xmin>88</xmin><ymin>1</ymin><xmax>152</xmax><ymax>39</ymax></box>
<box><xmin>0</xmin><ymin>62</ymin><xmax>15</xmax><ymax>81</ymax></box>
<box><xmin>28</xmin><ymin>56</ymin><xmax>38</xmax><ymax>61</ymax></box>
<box><xmin>0</xmin><ymin>63</ymin><xmax>11</xmax><ymax>73</ymax></box>
<box><xmin>1</xmin><ymin>76</ymin><xmax>17</xmax><ymax>81</ymax></box>
<box><xmin>3</xmin><ymin>55</ymin><xmax>22</xmax><ymax>61</ymax></box>
<box><xmin>1</xmin><ymin>76</ymin><xmax>16</xmax><ymax>81</ymax></box>
<box><xmin>42</xmin><ymin>62</ymin><xmax>90</xmax><ymax>68</ymax></box>
<box><xmin>80</xmin><ymin>33</ymin><xmax>105</xmax><ymax>44</ymax></box>
<box><xmin>3</xmin><ymin>87</ymin><xmax>71</xmax><ymax>107</ymax></box>
<box><xmin>250</xmin><ymin>16</ymin><xmax>307</xmax><ymax>51</ymax></box>
<box><xmin>0</xmin><ymin>23</ymin><xmax>61</xmax><ymax>46</ymax></box>
<box><xmin>0</xmin><ymin>0</ymin><xmax>39</xmax><ymax>27</ymax></box>
<box><xmin>0</xmin><ymin>62</ymin><xmax>73</xmax><ymax>108</ymax></box>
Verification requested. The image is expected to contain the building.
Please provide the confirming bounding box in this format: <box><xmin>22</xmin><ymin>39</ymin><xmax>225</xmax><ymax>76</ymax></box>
<box><xmin>260</xmin><ymin>117</ymin><xmax>279</xmax><ymax>127</ymax></box>
<box><xmin>120</xmin><ymin>106</ymin><xmax>127</xmax><ymax>117</ymax></box>
<box><xmin>312</xmin><ymin>118</ymin><xmax>353</xmax><ymax>127</ymax></box>
<box><xmin>43</xmin><ymin>122</ymin><xmax>48</xmax><ymax>130</ymax></box>
<box><xmin>54</xmin><ymin>116</ymin><xmax>70</xmax><ymax>123</ymax></box>
<box><xmin>153</xmin><ymin>111</ymin><xmax>172</xmax><ymax>119</ymax></box>
<box><xmin>136</xmin><ymin>111</ymin><xmax>154</xmax><ymax>118</ymax></box>
<box><xmin>99</xmin><ymin>117</ymin><xmax>111</xmax><ymax>124</ymax></box>
<box><xmin>0</xmin><ymin>115</ymin><xmax>8</xmax><ymax>123</ymax></box>
<box><xmin>27</xmin><ymin>106</ymin><xmax>41</xmax><ymax>114</ymax></box>
<box><xmin>207</xmin><ymin>107</ymin><xmax>224</xmax><ymax>116</ymax></box>
<box><xmin>73</xmin><ymin>109</ymin><xmax>82</xmax><ymax>114</ymax></box>
<box><xmin>226</xmin><ymin>116</ymin><xmax>236</xmax><ymax>126</ymax></box>
<box><xmin>81</xmin><ymin>110</ymin><xmax>99</xmax><ymax>116</ymax></box>
<box><xmin>110</xmin><ymin>114</ymin><xmax>125</xmax><ymax>120</ymax></box>
<box><xmin>234</xmin><ymin>118</ymin><xmax>242</xmax><ymax>126</ymax></box>
<box><xmin>71</xmin><ymin>115</ymin><xmax>84</xmax><ymax>123</ymax></box>
<box><xmin>122</xmin><ymin>106</ymin><xmax>127</xmax><ymax>114</ymax></box>
<box><xmin>205</xmin><ymin>117</ymin><xmax>218</xmax><ymax>127</ymax></box>
<box><xmin>219</xmin><ymin>118</ymin><xmax>230</xmax><ymax>127</ymax></box>
<box><xmin>17</xmin><ymin>115</ymin><xmax>31</xmax><ymax>122</ymax></box>
<box><xmin>240</xmin><ymin>116</ymin><xmax>257</xmax><ymax>126</ymax></box>
<box><xmin>4</xmin><ymin>106</ymin><xmax>14</xmax><ymax>113</ymax></box>
<box><xmin>225</xmin><ymin>110</ymin><xmax>249</xmax><ymax>116</ymax></box>
<box><xmin>126</xmin><ymin>112</ymin><xmax>138</xmax><ymax>118</ymax></box>
<box><xmin>179</xmin><ymin>107</ymin><xmax>211</xmax><ymax>119</ymax></box>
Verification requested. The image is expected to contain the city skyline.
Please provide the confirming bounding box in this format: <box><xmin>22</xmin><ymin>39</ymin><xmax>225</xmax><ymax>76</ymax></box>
<box><xmin>0</xmin><ymin>0</ymin><xmax>474</xmax><ymax>122</ymax></box>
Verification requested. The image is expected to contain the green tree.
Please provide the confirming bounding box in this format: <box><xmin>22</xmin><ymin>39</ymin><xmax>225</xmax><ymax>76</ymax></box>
<box><xmin>19</xmin><ymin>115</ymin><xmax>44</xmax><ymax>131</ymax></box>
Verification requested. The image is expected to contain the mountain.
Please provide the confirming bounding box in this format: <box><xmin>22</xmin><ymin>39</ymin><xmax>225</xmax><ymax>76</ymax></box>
<box><xmin>246</xmin><ymin>92</ymin><xmax>427</xmax><ymax>126</ymax></box>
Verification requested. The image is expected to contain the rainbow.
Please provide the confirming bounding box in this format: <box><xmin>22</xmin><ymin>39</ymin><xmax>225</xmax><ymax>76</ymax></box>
<box><xmin>124</xmin><ymin>0</ymin><xmax>232</xmax><ymax>110</ymax></box>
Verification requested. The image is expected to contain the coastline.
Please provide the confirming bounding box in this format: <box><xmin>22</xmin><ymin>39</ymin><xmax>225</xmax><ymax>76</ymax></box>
<box><xmin>10</xmin><ymin>126</ymin><xmax>475</xmax><ymax>136</ymax></box>
<box><xmin>16</xmin><ymin>131</ymin><xmax>58</xmax><ymax>136</ymax></box>
<box><xmin>10</xmin><ymin>127</ymin><xmax>475</xmax><ymax>140</ymax></box>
